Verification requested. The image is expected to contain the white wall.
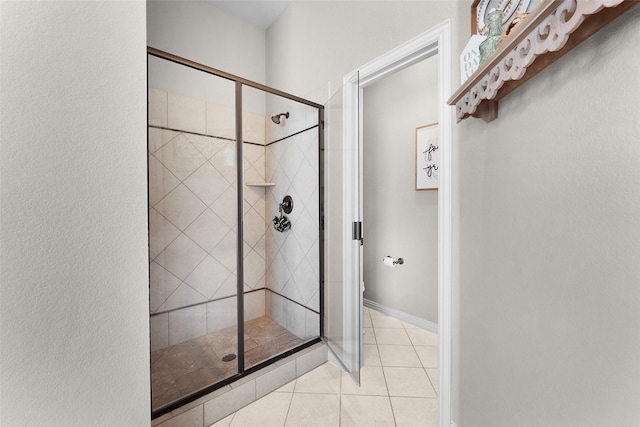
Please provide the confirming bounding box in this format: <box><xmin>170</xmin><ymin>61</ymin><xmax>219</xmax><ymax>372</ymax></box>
<box><xmin>266</xmin><ymin>1</ymin><xmax>465</xmax><ymax>103</ymax></box>
<box><xmin>0</xmin><ymin>2</ymin><xmax>149</xmax><ymax>426</ymax></box>
<box><xmin>363</xmin><ymin>56</ymin><xmax>439</xmax><ymax>322</ymax></box>
<box><xmin>454</xmin><ymin>5</ymin><xmax>640</xmax><ymax>426</ymax></box>
<box><xmin>147</xmin><ymin>0</ymin><xmax>267</xmax><ymax>114</ymax></box>
<box><xmin>147</xmin><ymin>0</ymin><xmax>266</xmax><ymax>84</ymax></box>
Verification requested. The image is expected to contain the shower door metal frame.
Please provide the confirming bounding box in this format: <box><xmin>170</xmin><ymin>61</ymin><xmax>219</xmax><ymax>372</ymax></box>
<box><xmin>148</xmin><ymin>47</ymin><xmax>325</xmax><ymax>419</ymax></box>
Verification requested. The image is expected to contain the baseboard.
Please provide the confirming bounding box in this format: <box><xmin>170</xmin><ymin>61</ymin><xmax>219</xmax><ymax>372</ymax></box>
<box><xmin>363</xmin><ymin>298</ymin><xmax>438</xmax><ymax>334</ymax></box>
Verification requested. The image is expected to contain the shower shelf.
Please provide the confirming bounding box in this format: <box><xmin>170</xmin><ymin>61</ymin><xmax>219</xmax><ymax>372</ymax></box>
<box><xmin>246</xmin><ymin>182</ymin><xmax>276</xmax><ymax>187</ymax></box>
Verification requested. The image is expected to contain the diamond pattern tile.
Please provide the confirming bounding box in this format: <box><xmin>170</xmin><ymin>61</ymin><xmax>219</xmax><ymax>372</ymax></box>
<box><xmin>155</xmin><ymin>233</ymin><xmax>207</xmax><ymax>281</ymax></box>
<box><xmin>154</xmin><ymin>184</ymin><xmax>207</xmax><ymax>231</ymax></box>
<box><xmin>244</xmin><ymin>207</ymin><xmax>265</xmax><ymax>248</ymax></box>
<box><xmin>211</xmin><ymin>144</ymin><xmax>237</xmax><ymax>184</ymax></box>
<box><xmin>184</xmin><ymin>161</ymin><xmax>228</xmax><ymax>206</ymax></box>
<box><xmin>210</xmin><ymin>231</ymin><xmax>237</xmax><ymax>272</ymax></box>
<box><xmin>292</xmin><ymin>258</ymin><xmax>318</xmax><ymax>305</ymax></box>
<box><xmin>189</xmin><ymin>134</ymin><xmax>227</xmax><ymax>160</ymax></box>
<box><xmin>184</xmin><ymin>209</ymin><xmax>230</xmax><ymax>253</ymax></box>
<box><xmin>211</xmin><ymin>187</ymin><xmax>237</xmax><ymax>228</ymax></box>
<box><xmin>149</xmin><ymin>261</ymin><xmax>181</xmax><ymax>313</ymax></box>
<box><xmin>158</xmin><ymin>282</ymin><xmax>207</xmax><ymax>312</ymax></box>
<box><xmin>185</xmin><ymin>255</ymin><xmax>231</xmax><ymax>299</ymax></box>
<box><xmin>244</xmin><ymin>249</ymin><xmax>266</xmax><ymax>289</ymax></box>
<box><xmin>154</xmin><ymin>133</ymin><xmax>207</xmax><ymax>181</ymax></box>
<box><xmin>148</xmin><ymin>155</ymin><xmax>180</xmax><ymax>207</ymax></box>
<box><xmin>149</xmin><ymin>208</ymin><xmax>181</xmax><ymax>260</ymax></box>
<box><xmin>149</xmin><ymin>92</ymin><xmax>321</xmax><ymax>353</ymax></box>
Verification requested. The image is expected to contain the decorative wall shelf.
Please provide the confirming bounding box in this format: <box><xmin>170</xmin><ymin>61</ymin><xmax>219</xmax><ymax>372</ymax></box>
<box><xmin>246</xmin><ymin>183</ymin><xmax>276</xmax><ymax>187</ymax></box>
<box><xmin>448</xmin><ymin>0</ymin><xmax>636</xmax><ymax>123</ymax></box>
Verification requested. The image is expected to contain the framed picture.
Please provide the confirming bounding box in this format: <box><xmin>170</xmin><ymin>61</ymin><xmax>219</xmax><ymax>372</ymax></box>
<box><xmin>416</xmin><ymin>123</ymin><xmax>439</xmax><ymax>191</ymax></box>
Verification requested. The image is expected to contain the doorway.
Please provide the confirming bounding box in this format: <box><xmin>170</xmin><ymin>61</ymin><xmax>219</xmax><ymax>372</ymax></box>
<box><xmin>336</xmin><ymin>21</ymin><xmax>453</xmax><ymax>427</ymax></box>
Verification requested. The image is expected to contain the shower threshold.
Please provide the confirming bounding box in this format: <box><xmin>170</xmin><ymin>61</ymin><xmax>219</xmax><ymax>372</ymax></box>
<box><xmin>151</xmin><ymin>316</ymin><xmax>305</xmax><ymax>413</ymax></box>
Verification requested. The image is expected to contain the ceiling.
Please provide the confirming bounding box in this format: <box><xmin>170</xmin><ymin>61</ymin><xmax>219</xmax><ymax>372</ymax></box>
<box><xmin>208</xmin><ymin>0</ymin><xmax>292</xmax><ymax>30</ymax></box>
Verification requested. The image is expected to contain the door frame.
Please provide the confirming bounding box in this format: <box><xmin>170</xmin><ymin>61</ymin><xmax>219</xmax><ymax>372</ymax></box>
<box><xmin>343</xmin><ymin>20</ymin><xmax>452</xmax><ymax>427</ymax></box>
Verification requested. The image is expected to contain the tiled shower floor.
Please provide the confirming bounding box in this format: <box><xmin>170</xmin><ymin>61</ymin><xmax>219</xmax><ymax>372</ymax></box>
<box><xmin>151</xmin><ymin>316</ymin><xmax>305</xmax><ymax>411</ymax></box>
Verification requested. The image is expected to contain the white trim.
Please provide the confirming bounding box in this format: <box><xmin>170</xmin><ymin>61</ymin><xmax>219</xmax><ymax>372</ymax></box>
<box><xmin>343</xmin><ymin>20</ymin><xmax>453</xmax><ymax>427</ymax></box>
<box><xmin>342</xmin><ymin>70</ymin><xmax>362</xmax><ymax>378</ymax></box>
<box><xmin>363</xmin><ymin>298</ymin><xmax>438</xmax><ymax>334</ymax></box>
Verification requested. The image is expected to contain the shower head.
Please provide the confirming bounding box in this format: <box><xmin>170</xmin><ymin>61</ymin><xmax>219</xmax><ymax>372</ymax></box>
<box><xmin>271</xmin><ymin>112</ymin><xmax>289</xmax><ymax>124</ymax></box>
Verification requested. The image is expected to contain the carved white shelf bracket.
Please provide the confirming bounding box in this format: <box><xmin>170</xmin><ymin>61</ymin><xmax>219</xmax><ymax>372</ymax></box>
<box><xmin>448</xmin><ymin>0</ymin><xmax>635</xmax><ymax>123</ymax></box>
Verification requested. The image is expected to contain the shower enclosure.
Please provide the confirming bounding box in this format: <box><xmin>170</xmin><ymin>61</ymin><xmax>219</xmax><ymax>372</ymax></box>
<box><xmin>147</xmin><ymin>49</ymin><xmax>323</xmax><ymax>418</ymax></box>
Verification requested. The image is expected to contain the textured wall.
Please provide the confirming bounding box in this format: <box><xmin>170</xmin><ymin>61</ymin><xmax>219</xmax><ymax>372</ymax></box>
<box><xmin>454</xmin><ymin>5</ymin><xmax>640</xmax><ymax>426</ymax></box>
<box><xmin>0</xmin><ymin>2</ymin><xmax>149</xmax><ymax>426</ymax></box>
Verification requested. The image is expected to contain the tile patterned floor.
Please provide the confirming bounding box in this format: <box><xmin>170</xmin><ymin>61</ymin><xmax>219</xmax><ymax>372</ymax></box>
<box><xmin>151</xmin><ymin>316</ymin><xmax>304</xmax><ymax>411</ymax></box>
<box><xmin>210</xmin><ymin>307</ymin><xmax>439</xmax><ymax>427</ymax></box>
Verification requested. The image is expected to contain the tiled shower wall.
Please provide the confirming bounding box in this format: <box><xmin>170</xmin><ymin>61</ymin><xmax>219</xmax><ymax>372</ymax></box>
<box><xmin>147</xmin><ymin>88</ymin><xmax>321</xmax><ymax>351</ymax></box>
<box><xmin>148</xmin><ymin>88</ymin><xmax>267</xmax><ymax>351</ymax></box>
<box><xmin>265</xmin><ymin>106</ymin><xmax>321</xmax><ymax>341</ymax></box>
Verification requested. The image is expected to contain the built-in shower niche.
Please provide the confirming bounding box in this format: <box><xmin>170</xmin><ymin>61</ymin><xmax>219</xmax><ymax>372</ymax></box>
<box><xmin>147</xmin><ymin>62</ymin><xmax>321</xmax><ymax>415</ymax></box>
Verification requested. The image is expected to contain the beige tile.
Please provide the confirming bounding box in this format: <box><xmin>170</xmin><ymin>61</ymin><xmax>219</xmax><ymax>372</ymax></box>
<box><xmin>285</xmin><ymin>393</ymin><xmax>340</xmax><ymax>427</ymax></box>
<box><xmin>378</xmin><ymin>344</ymin><xmax>421</xmax><ymax>367</ymax></box>
<box><xmin>363</xmin><ymin>327</ymin><xmax>376</xmax><ymax>344</ymax></box>
<box><xmin>415</xmin><ymin>346</ymin><xmax>439</xmax><ymax>368</ymax></box>
<box><xmin>370</xmin><ymin>313</ymin><xmax>404</xmax><ymax>329</ymax></box>
<box><xmin>363</xmin><ymin>344</ymin><xmax>381</xmax><ymax>366</ymax></box>
<box><xmin>401</xmin><ymin>321</ymin><xmax>419</xmax><ymax>329</ymax></box>
<box><xmin>149</xmin><ymin>261</ymin><xmax>181</xmax><ymax>312</ymax></box>
<box><xmin>243</xmin><ymin>288</ymin><xmax>266</xmax><ymax>321</ymax></box>
<box><xmin>206</xmin><ymin>102</ymin><xmax>235</xmax><ymax>140</ymax></box>
<box><xmin>209</xmin><ymin>413</ymin><xmax>233</xmax><ymax>426</ymax></box>
<box><xmin>155</xmin><ymin>133</ymin><xmax>208</xmax><ymax>181</ymax></box>
<box><xmin>294</xmin><ymin>363</ymin><xmax>341</xmax><ymax>394</ymax></box>
<box><xmin>185</xmin><ymin>255</ymin><xmax>230</xmax><ymax>299</ymax></box>
<box><xmin>155</xmin><ymin>405</ymin><xmax>202</xmax><ymax>427</ymax></box>
<box><xmin>243</xmin><ymin>111</ymin><xmax>266</xmax><ymax>144</ymax></box>
<box><xmin>184</xmin><ymin>209</ymin><xmax>231</xmax><ymax>254</ymax></box>
<box><xmin>184</xmin><ymin>162</ymin><xmax>227</xmax><ymax>206</ymax></box>
<box><xmin>426</xmin><ymin>368</ymin><xmax>439</xmax><ymax>394</ymax></box>
<box><xmin>373</xmin><ymin>328</ymin><xmax>411</xmax><ymax>345</ymax></box>
<box><xmin>391</xmin><ymin>397</ymin><xmax>438</xmax><ymax>427</ymax></box>
<box><xmin>159</xmin><ymin>281</ymin><xmax>208</xmax><ymax>314</ymax></box>
<box><xmin>256</xmin><ymin>359</ymin><xmax>296</xmax><ymax>398</ymax></box>
<box><xmin>149</xmin><ymin>87</ymin><xmax>167</xmax><ymax>127</ymax></box>
<box><xmin>340</xmin><ymin>395</ymin><xmax>395</xmax><ymax>427</ymax></box>
<box><xmin>406</xmin><ymin>328</ymin><xmax>439</xmax><ymax>346</ymax></box>
<box><xmin>204</xmin><ymin>380</ymin><xmax>256</xmax><ymax>426</ymax></box>
<box><xmin>168</xmin><ymin>91</ymin><xmax>206</xmax><ymax>134</ymax></box>
<box><xmin>168</xmin><ymin>304</ymin><xmax>208</xmax><ymax>346</ymax></box>
<box><xmin>276</xmin><ymin>379</ymin><xmax>296</xmax><ymax>393</ymax></box>
<box><xmin>206</xmin><ymin>298</ymin><xmax>237</xmax><ymax>334</ymax></box>
<box><xmin>148</xmin><ymin>155</ymin><xmax>181</xmax><ymax>208</ymax></box>
<box><xmin>150</xmin><ymin>313</ymin><xmax>169</xmax><ymax>352</ymax></box>
<box><xmin>341</xmin><ymin>366</ymin><xmax>388</xmax><ymax>396</ymax></box>
<box><xmin>383</xmin><ymin>367</ymin><xmax>437</xmax><ymax>398</ymax></box>
<box><xmin>362</xmin><ymin>312</ymin><xmax>373</xmax><ymax>328</ymax></box>
<box><xmin>295</xmin><ymin>343</ymin><xmax>328</xmax><ymax>376</ymax></box>
<box><xmin>154</xmin><ymin>184</ymin><xmax>208</xmax><ymax>232</ymax></box>
<box><xmin>228</xmin><ymin>392</ymin><xmax>291</xmax><ymax>427</ymax></box>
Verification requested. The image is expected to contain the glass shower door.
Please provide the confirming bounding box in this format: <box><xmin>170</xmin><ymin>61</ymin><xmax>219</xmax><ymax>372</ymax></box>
<box><xmin>148</xmin><ymin>54</ymin><xmax>240</xmax><ymax>415</ymax></box>
<box><xmin>323</xmin><ymin>71</ymin><xmax>362</xmax><ymax>383</ymax></box>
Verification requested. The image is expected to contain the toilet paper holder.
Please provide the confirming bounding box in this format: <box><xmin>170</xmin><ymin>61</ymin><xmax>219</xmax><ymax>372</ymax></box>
<box><xmin>383</xmin><ymin>256</ymin><xmax>404</xmax><ymax>266</ymax></box>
